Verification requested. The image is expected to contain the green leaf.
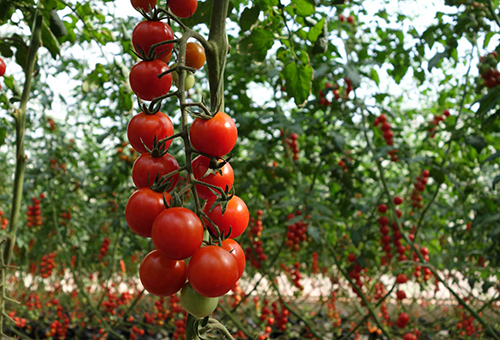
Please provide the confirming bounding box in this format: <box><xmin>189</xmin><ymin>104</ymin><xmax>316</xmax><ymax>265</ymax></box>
<box><xmin>281</xmin><ymin>55</ymin><xmax>313</xmax><ymax>106</ymax></box>
<box><xmin>41</xmin><ymin>19</ymin><xmax>61</xmax><ymax>59</ymax></box>
<box><xmin>239</xmin><ymin>6</ymin><xmax>260</xmax><ymax>32</ymax></box>
<box><xmin>0</xmin><ymin>127</ymin><xmax>6</xmax><ymax>146</ymax></box>
<box><xmin>465</xmin><ymin>135</ymin><xmax>487</xmax><ymax>154</ymax></box>
<box><xmin>254</xmin><ymin>0</ymin><xmax>278</xmax><ymax>10</ymax></box>
<box><xmin>290</xmin><ymin>0</ymin><xmax>315</xmax><ymax>17</ymax></box>
<box><xmin>238</xmin><ymin>28</ymin><xmax>274</xmax><ymax>62</ymax></box>
<box><xmin>370</xmin><ymin>68</ymin><xmax>380</xmax><ymax>85</ymax></box>
<box><xmin>475</xmin><ymin>86</ymin><xmax>500</xmax><ymax>118</ymax></box>
<box><xmin>430</xmin><ymin>167</ymin><xmax>446</xmax><ymax>184</ymax></box>
<box><xmin>307</xmin><ymin>17</ymin><xmax>325</xmax><ymax>44</ymax></box>
<box><xmin>49</xmin><ymin>10</ymin><xmax>68</xmax><ymax>38</ymax></box>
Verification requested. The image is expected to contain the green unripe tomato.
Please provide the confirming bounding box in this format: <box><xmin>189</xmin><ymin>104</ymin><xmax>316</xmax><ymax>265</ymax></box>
<box><xmin>170</xmin><ymin>63</ymin><xmax>195</xmax><ymax>91</ymax></box>
<box><xmin>184</xmin><ymin>72</ymin><xmax>195</xmax><ymax>91</ymax></box>
<box><xmin>180</xmin><ymin>282</ymin><xmax>218</xmax><ymax>318</ymax></box>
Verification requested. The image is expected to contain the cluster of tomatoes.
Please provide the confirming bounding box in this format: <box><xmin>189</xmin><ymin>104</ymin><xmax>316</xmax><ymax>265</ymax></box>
<box><xmin>476</xmin><ymin>51</ymin><xmax>500</xmax><ymax>91</ymax></box>
<box><xmin>409</xmin><ymin>169</ymin><xmax>429</xmax><ymax>210</ymax></box>
<box><xmin>373</xmin><ymin>114</ymin><xmax>399</xmax><ymax>161</ymax></box>
<box><xmin>257</xmin><ymin>299</ymin><xmax>290</xmax><ymax>340</ymax></box>
<box><xmin>39</xmin><ymin>252</ymin><xmax>57</xmax><ymax>278</ymax></box>
<box><xmin>8</xmin><ymin>311</ymin><xmax>27</xmax><ymax>329</ymax></box>
<box><xmin>377</xmin><ymin>200</ymin><xmax>406</xmax><ymax>265</ymax></box>
<box><xmin>285</xmin><ymin>133</ymin><xmax>300</xmax><ymax>161</ymax></box>
<box><xmin>0</xmin><ymin>209</ymin><xmax>8</xmax><ymax>230</ymax></box>
<box><xmin>117</xmin><ymin>141</ymin><xmax>138</xmax><ymax>164</ymax></box>
<box><xmin>327</xmin><ymin>291</ymin><xmax>341</xmax><ymax>327</ymax></box>
<box><xmin>427</xmin><ymin>109</ymin><xmax>450</xmax><ymax>138</ymax></box>
<box><xmin>412</xmin><ymin>246</ymin><xmax>433</xmax><ymax>282</ymax></box>
<box><xmin>456</xmin><ymin>308</ymin><xmax>480</xmax><ymax>337</ymax></box>
<box><xmin>0</xmin><ymin>57</ymin><xmax>5</xmax><ymax>90</ymax></box>
<box><xmin>339</xmin><ymin>14</ymin><xmax>355</xmax><ymax>24</ymax></box>
<box><xmin>285</xmin><ymin>210</ymin><xmax>310</xmax><ymax>251</ymax></box>
<box><xmin>280</xmin><ymin>262</ymin><xmax>304</xmax><ymax>290</ymax></box>
<box><xmin>98</xmin><ymin>237</ymin><xmax>110</xmax><ymax>262</ymax></box>
<box><xmin>26</xmin><ymin>196</ymin><xmax>43</xmax><ymax>228</ymax></box>
<box><xmin>246</xmin><ymin>210</ymin><xmax>267</xmax><ymax>269</ymax></box>
<box><xmin>126</xmin><ymin>0</ymin><xmax>250</xmax><ymax>321</ymax></box>
<box><xmin>317</xmin><ymin>83</ymin><xmax>339</xmax><ymax>106</ymax></box>
<box><xmin>60</xmin><ymin>208</ymin><xmax>71</xmax><ymax>226</ymax></box>
<box><xmin>46</xmin><ymin>305</ymin><xmax>70</xmax><ymax>339</ymax></box>
<box><xmin>396</xmin><ymin>312</ymin><xmax>410</xmax><ymax>328</ymax></box>
<box><xmin>346</xmin><ymin>253</ymin><xmax>368</xmax><ymax>296</ymax></box>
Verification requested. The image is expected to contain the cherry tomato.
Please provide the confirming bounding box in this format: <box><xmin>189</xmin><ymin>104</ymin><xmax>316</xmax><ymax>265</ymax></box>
<box><xmin>132</xmin><ymin>153</ymin><xmax>179</xmax><ymax>190</ymax></box>
<box><xmin>192</xmin><ymin>155</ymin><xmax>234</xmax><ymax>200</ymax></box>
<box><xmin>187</xmin><ymin>246</ymin><xmax>239</xmax><ymax>297</ymax></box>
<box><xmin>125</xmin><ymin>188</ymin><xmax>171</xmax><ymax>237</ymax></box>
<box><xmin>151</xmin><ymin>207</ymin><xmax>204</xmax><ymax>260</ymax></box>
<box><xmin>129</xmin><ymin>60</ymin><xmax>172</xmax><ymax>101</ymax></box>
<box><xmin>127</xmin><ymin>111</ymin><xmax>174</xmax><ymax>154</ymax></box>
<box><xmin>0</xmin><ymin>58</ymin><xmax>5</xmax><ymax>77</ymax></box>
<box><xmin>221</xmin><ymin>239</ymin><xmax>245</xmax><ymax>279</ymax></box>
<box><xmin>180</xmin><ymin>282</ymin><xmax>218</xmax><ymax>318</ymax></box>
<box><xmin>185</xmin><ymin>42</ymin><xmax>206</xmax><ymax>70</ymax></box>
<box><xmin>190</xmin><ymin>112</ymin><xmax>237</xmax><ymax>157</ymax></box>
<box><xmin>139</xmin><ymin>250</ymin><xmax>186</xmax><ymax>296</ymax></box>
<box><xmin>131</xmin><ymin>0</ymin><xmax>156</xmax><ymax>11</ymax></box>
<box><xmin>132</xmin><ymin>21</ymin><xmax>174</xmax><ymax>59</ymax></box>
<box><xmin>169</xmin><ymin>0</ymin><xmax>197</xmax><ymax>18</ymax></box>
<box><xmin>203</xmin><ymin>195</ymin><xmax>249</xmax><ymax>239</ymax></box>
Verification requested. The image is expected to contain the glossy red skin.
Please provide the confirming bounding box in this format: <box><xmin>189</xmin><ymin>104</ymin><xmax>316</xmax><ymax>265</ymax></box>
<box><xmin>125</xmin><ymin>188</ymin><xmax>171</xmax><ymax>237</ymax></box>
<box><xmin>192</xmin><ymin>155</ymin><xmax>234</xmax><ymax>200</ymax></box>
<box><xmin>169</xmin><ymin>0</ymin><xmax>197</xmax><ymax>18</ymax></box>
<box><xmin>139</xmin><ymin>250</ymin><xmax>186</xmax><ymax>297</ymax></box>
<box><xmin>132</xmin><ymin>153</ymin><xmax>179</xmax><ymax>190</ymax></box>
<box><xmin>185</xmin><ymin>42</ymin><xmax>206</xmax><ymax>70</ymax></box>
<box><xmin>190</xmin><ymin>112</ymin><xmax>237</xmax><ymax>157</ymax></box>
<box><xmin>132</xmin><ymin>21</ymin><xmax>174</xmax><ymax>59</ymax></box>
<box><xmin>0</xmin><ymin>58</ymin><xmax>5</xmax><ymax>76</ymax></box>
<box><xmin>187</xmin><ymin>246</ymin><xmax>239</xmax><ymax>297</ymax></box>
<box><xmin>221</xmin><ymin>239</ymin><xmax>245</xmax><ymax>280</ymax></box>
<box><xmin>131</xmin><ymin>0</ymin><xmax>156</xmax><ymax>11</ymax></box>
<box><xmin>203</xmin><ymin>195</ymin><xmax>249</xmax><ymax>239</ymax></box>
<box><xmin>151</xmin><ymin>207</ymin><xmax>204</xmax><ymax>260</ymax></box>
<box><xmin>127</xmin><ymin>112</ymin><xmax>174</xmax><ymax>154</ymax></box>
<box><xmin>129</xmin><ymin>60</ymin><xmax>172</xmax><ymax>101</ymax></box>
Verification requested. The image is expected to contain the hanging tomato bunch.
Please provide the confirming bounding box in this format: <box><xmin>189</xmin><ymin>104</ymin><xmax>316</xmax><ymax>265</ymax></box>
<box><xmin>125</xmin><ymin>0</ymin><xmax>249</xmax><ymax>323</ymax></box>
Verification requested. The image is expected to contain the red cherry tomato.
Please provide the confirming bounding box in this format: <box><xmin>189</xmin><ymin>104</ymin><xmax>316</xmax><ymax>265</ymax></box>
<box><xmin>131</xmin><ymin>0</ymin><xmax>156</xmax><ymax>11</ymax></box>
<box><xmin>203</xmin><ymin>195</ymin><xmax>249</xmax><ymax>239</ymax></box>
<box><xmin>132</xmin><ymin>153</ymin><xmax>179</xmax><ymax>190</ymax></box>
<box><xmin>185</xmin><ymin>42</ymin><xmax>206</xmax><ymax>70</ymax></box>
<box><xmin>132</xmin><ymin>21</ymin><xmax>174</xmax><ymax>59</ymax></box>
<box><xmin>127</xmin><ymin>111</ymin><xmax>174</xmax><ymax>154</ymax></box>
<box><xmin>139</xmin><ymin>250</ymin><xmax>186</xmax><ymax>296</ymax></box>
<box><xmin>125</xmin><ymin>188</ymin><xmax>171</xmax><ymax>237</ymax></box>
<box><xmin>0</xmin><ymin>58</ymin><xmax>6</xmax><ymax>77</ymax></box>
<box><xmin>221</xmin><ymin>239</ymin><xmax>245</xmax><ymax>280</ymax></box>
<box><xmin>192</xmin><ymin>155</ymin><xmax>234</xmax><ymax>200</ymax></box>
<box><xmin>129</xmin><ymin>60</ymin><xmax>172</xmax><ymax>101</ymax></box>
<box><xmin>190</xmin><ymin>112</ymin><xmax>237</xmax><ymax>157</ymax></box>
<box><xmin>151</xmin><ymin>207</ymin><xmax>204</xmax><ymax>260</ymax></box>
<box><xmin>169</xmin><ymin>0</ymin><xmax>197</xmax><ymax>18</ymax></box>
<box><xmin>187</xmin><ymin>246</ymin><xmax>239</xmax><ymax>297</ymax></box>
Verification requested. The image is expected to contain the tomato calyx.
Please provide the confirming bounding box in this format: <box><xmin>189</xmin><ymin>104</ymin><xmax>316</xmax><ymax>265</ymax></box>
<box><xmin>200</xmin><ymin>156</ymin><xmax>231</xmax><ymax>179</ymax></box>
